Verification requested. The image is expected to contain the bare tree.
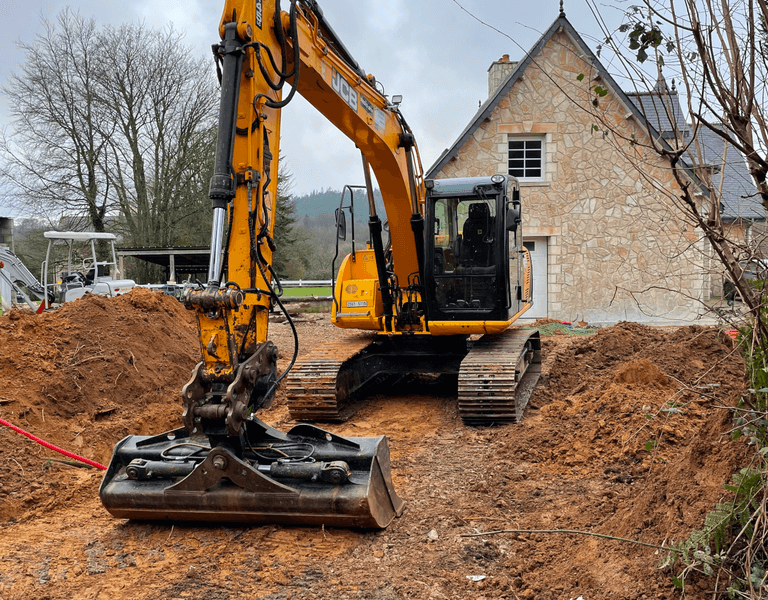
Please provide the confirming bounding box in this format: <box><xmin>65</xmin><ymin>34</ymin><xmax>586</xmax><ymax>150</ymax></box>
<box><xmin>1</xmin><ymin>10</ymin><xmax>114</xmax><ymax>230</ymax></box>
<box><xmin>582</xmin><ymin>0</ymin><xmax>768</xmax><ymax>594</ymax></box>
<box><xmin>95</xmin><ymin>22</ymin><xmax>218</xmax><ymax>247</ymax></box>
<box><xmin>1</xmin><ymin>10</ymin><xmax>218</xmax><ymax>249</ymax></box>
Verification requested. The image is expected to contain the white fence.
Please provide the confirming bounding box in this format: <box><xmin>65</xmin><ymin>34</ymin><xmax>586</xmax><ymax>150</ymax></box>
<box><xmin>281</xmin><ymin>280</ymin><xmax>332</xmax><ymax>287</ymax></box>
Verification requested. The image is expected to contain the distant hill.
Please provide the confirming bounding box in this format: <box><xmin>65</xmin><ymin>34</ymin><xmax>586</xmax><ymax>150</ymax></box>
<box><xmin>294</xmin><ymin>188</ymin><xmax>384</xmax><ymax>218</ymax></box>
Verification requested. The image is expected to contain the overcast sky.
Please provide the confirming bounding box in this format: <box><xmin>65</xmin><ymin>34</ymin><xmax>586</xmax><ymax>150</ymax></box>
<box><xmin>0</xmin><ymin>0</ymin><xmax>627</xmax><ymax>204</ymax></box>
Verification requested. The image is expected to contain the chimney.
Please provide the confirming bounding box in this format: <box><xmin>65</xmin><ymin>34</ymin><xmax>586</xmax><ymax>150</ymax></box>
<box><xmin>487</xmin><ymin>54</ymin><xmax>517</xmax><ymax>98</ymax></box>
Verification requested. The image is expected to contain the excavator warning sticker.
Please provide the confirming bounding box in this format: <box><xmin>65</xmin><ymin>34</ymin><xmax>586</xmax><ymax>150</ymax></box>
<box><xmin>374</xmin><ymin>108</ymin><xmax>386</xmax><ymax>132</ymax></box>
<box><xmin>332</xmin><ymin>68</ymin><xmax>358</xmax><ymax>112</ymax></box>
<box><xmin>361</xmin><ymin>96</ymin><xmax>374</xmax><ymax>116</ymax></box>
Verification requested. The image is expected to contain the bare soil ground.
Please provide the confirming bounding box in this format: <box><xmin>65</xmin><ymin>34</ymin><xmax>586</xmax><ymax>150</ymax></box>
<box><xmin>0</xmin><ymin>289</ymin><xmax>751</xmax><ymax>599</ymax></box>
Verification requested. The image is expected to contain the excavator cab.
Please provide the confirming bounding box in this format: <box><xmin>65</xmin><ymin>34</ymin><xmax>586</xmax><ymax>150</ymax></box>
<box><xmin>424</xmin><ymin>175</ymin><xmax>524</xmax><ymax>323</ymax></box>
<box><xmin>41</xmin><ymin>231</ymin><xmax>136</xmax><ymax>307</ymax></box>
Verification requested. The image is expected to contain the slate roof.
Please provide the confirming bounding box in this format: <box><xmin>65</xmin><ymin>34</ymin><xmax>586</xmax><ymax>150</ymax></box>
<box><xmin>627</xmin><ymin>83</ymin><xmax>763</xmax><ymax>222</ymax></box>
<box><xmin>625</xmin><ymin>78</ymin><xmax>686</xmax><ymax>134</ymax></box>
<box><xmin>695</xmin><ymin>127</ymin><xmax>763</xmax><ymax>221</ymax></box>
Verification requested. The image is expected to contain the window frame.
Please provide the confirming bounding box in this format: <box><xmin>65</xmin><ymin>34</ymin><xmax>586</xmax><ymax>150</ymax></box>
<box><xmin>507</xmin><ymin>136</ymin><xmax>545</xmax><ymax>182</ymax></box>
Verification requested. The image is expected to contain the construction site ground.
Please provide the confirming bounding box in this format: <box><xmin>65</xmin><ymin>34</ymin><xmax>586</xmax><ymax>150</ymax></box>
<box><xmin>0</xmin><ymin>289</ymin><xmax>750</xmax><ymax>599</ymax></box>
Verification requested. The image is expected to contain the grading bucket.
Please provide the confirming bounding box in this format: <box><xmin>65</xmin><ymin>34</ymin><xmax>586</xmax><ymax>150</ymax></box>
<box><xmin>100</xmin><ymin>420</ymin><xmax>404</xmax><ymax>529</ymax></box>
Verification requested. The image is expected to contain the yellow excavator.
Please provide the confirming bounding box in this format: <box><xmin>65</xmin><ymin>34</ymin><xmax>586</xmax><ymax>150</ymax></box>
<box><xmin>100</xmin><ymin>0</ymin><xmax>539</xmax><ymax>528</ymax></box>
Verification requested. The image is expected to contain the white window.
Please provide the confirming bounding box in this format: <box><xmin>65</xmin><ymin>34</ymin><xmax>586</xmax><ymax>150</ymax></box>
<box><xmin>508</xmin><ymin>137</ymin><xmax>544</xmax><ymax>181</ymax></box>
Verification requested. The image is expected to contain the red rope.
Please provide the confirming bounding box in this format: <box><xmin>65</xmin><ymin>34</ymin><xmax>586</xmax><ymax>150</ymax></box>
<box><xmin>0</xmin><ymin>417</ymin><xmax>107</xmax><ymax>470</ymax></box>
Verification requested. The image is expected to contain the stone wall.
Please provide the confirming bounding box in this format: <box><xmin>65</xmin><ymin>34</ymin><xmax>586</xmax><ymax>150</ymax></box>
<box><xmin>434</xmin><ymin>29</ymin><xmax>709</xmax><ymax>325</ymax></box>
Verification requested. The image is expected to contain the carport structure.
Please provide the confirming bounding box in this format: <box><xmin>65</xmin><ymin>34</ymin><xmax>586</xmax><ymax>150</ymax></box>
<box><xmin>116</xmin><ymin>246</ymin><xmax>210</xmax><ymax>284</ymax></box>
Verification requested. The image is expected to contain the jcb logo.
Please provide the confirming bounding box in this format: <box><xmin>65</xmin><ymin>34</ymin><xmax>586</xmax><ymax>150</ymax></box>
<box><xmin>255</xmin><ymin>0</ymin><xmax>263</xmax><ymax>29</ymax></box>
<box><xmin>332</xmin><ymin>68</ymin><xmax>358</xmax><ymax>112</ymax></box>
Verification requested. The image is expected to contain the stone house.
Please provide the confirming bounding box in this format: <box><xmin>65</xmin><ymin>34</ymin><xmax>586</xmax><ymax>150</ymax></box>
<box><xmin>625</xmin><ymin>81</ymin><xmax>763</xmax><ymax>296</ymax></box>
<box><xmin>427</xmin><ymin>7</ymin><xmax>761</xmax><ymax>325</ymax></box>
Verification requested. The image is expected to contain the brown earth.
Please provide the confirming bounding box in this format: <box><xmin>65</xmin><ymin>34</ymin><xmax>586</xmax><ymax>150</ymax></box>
<box><xmin>0</xmin><ymin>289</ymin><xmax>751</xmax><ymax>599</ymax></box>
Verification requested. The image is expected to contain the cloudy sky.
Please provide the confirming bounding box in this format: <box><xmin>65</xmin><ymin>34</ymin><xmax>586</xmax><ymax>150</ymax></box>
<box><xmin>0</xmin><ymin>0</ymin><xmax>627</xmax><ymax>201</ymax></box>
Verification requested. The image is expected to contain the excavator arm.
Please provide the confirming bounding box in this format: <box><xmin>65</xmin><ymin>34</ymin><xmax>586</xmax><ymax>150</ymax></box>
<box><xmin>0</xmin><ymin>247</ymin><xmax>54</xmax><ymax>309</ymax></box>
<box><xmin>99</xmin><ymin>0</ymin><xmax>406</xmax><ymax>528</ymax></box>
<box><xmin>186</xmin><ymin>0</ymin><xmax>427</xmax><ymax>390</ymax></box>
<box><xmin>179</xmin><ymin>0</ymin><xmax>432</xmax><ymax>435</ymax></box>
<box><xmin>187</xmin><ymin>0</ymin><xmax>423</xmax><ymax>378</ymax></box>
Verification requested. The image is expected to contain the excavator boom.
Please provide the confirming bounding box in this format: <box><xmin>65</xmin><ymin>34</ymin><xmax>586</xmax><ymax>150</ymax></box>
<box><xmin>100</xmin><ymin>0</ymin><xmax>407</xmax><ymax>528</ymax></box>
<box><xmin>0</xmin><ymin>247</ymin><xmax>52</xmax><ymax>310</ymax></box>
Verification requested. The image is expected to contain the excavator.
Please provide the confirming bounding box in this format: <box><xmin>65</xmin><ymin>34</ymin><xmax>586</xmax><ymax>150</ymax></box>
<box><xmin>0</xmin><ymin>246</ymin><xmax>54</xmax><ymax>311</ymax></box>
<box><xmin>100</xmin><ymin>0</ymin><xmax>539</xmax><ymax>528</ymax></box>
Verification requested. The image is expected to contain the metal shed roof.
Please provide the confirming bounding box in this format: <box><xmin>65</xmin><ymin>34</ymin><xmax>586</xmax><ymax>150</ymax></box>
<box><xmin>43</xmin><ymin>231</ymin><xmax>118</xmax><ymax>241</ymax></box>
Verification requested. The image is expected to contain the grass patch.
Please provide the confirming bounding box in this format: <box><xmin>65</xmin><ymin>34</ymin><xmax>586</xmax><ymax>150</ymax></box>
<box><xmin>295</xmin><ymin>303</ymin><xmax>332</xmax><ymax>314</ymax></box>
<box><xmin>524</xmin><ymin>323</ymin><xmax>597</xmax><ymax>336</ymax></box>
<box><xmin>281</xmin><ymin>287</ymin><xmax>332</xmax><ymax>297</ymax></box>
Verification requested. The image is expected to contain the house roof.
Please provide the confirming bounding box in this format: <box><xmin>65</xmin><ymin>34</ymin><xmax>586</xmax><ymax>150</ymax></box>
<box><xmin>626</xmin><ymin>85</ymin><xmax>763</xmax><ymax>222</ymax></box>
<box><xmin>695</xmin><ymin>127</ymin><xmax>763</xmax><ymax>221</ymax></box>
<box><xmin>625</xmin><ymin>78</ymin><xmax>687</xmax><ymax>133</ymax></box>
<box><xmin>426</xmin><ymin>11</ymin><xmax>707</xmax><ymax>197</ymax></box>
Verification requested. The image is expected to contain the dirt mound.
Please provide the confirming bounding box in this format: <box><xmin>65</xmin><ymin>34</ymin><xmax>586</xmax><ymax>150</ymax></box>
<box><xmin>613</xmin><ymin>358</ymin><xmax>670</xmax><ymax>386</ymax></box>
<box><xmin>512</xmin><ymin>323</ymin><xmax>749</xmax><ymax>596</ymax></box>
<box><xmin>0</xmin><ymin>288</ymin><xmax>199</xmax><ymax>521</ymax></box>
<box><xmin>532</xmin><ymin>322</ymin><xmax>745</xmax><ymax>479</ymax></box>
<box><xmin>0</xmin><ymin>313</ymin><xmax>752</xmax><ymax>600</ymax></box>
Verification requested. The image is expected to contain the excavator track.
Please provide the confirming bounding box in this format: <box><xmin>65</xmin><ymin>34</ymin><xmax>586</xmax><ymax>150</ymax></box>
<box><xmin>458</xmin><ymin>328</ymin><xmax>541</xmax><ymax>426</ymax></box>
<box><xmin>286</xmin><ymin>328</ymin><xmax>541</xmax><ymax>426</ymax></box>
<box><xmin>285</xmin><ymin>333</ymin><xmax>377</xmax><ymax>421</ymax></box>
